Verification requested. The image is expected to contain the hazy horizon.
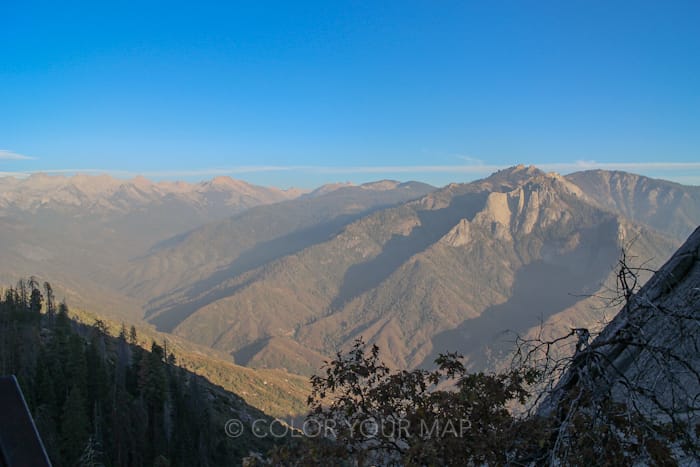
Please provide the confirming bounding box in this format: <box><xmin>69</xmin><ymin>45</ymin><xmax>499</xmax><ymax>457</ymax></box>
<box><xmin>3</xmin><ymin>161</ymin><xmax>700</xmax><ymax>190</ymax></box>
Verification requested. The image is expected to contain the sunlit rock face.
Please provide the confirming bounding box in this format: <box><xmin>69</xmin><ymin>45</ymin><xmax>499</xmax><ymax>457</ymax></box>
<box><xmin>543</xmin><ymin>226</ymin><xmax>700</xmax><ymax>426</ymax></box>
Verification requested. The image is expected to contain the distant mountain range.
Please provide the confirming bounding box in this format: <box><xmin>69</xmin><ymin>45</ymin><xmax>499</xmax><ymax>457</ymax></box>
<box><xmin>133</xmin><ymin>166</ymin><xmax>686</xmax><ymax>374</ymax></box>
<box><xmin>1</xmin><ymin>167</ymin><xmax>697</xmax><ymax>379</ymax></box>
<box><xmin>0</xmin><ymin>173</ymin><xmax>301</xmax><ymax>319</ymax></box>
<box><xmin>0</xmin><ymin>173</ymin><xmax>303</xmax><ymax>228</ymax></box>
<box><xmin>122</xmin><ymin>179</ymin><xmax>435</xmax><ymax>302</ymax></box>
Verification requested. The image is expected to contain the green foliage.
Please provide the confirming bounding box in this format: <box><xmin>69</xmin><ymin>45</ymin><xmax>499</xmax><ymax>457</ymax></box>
<box><xmin>61</xmin><ymin>384</ymin><xmax>89</xmax><ymax>464</ymax></box>
<box><xmin>276</xmin><ymin>338</ymin><xmax>541</xmax><ymax>466</ymax></box>
<box><xmin>66</xmin><ymin>304</ymin><xmax>310</xmax><ymax>420</ymax></box>
<box><xmin>270</xmin><ymin>337</ymin><xmax>691</xmax><ymax>465</ymax></box>
<box><xmin>0</xmin><ymin>279</ymin><xmax>276</xmax><ymax>467</ymax></box>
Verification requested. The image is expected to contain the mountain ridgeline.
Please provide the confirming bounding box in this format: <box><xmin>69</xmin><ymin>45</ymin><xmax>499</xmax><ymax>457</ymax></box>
<box><xmin>122</xmin><ymin>180</ymin><xmax>434</xmax><ymax>302</ymax></box>
<box><xmin>1</xmin><ymin>167</ymin><xmax>697</xmax><ymax>381</ymax></box>
<box><xmin>567</xmin><ymin>169</ymin><xmax>700</xmax><ymax>241</ymax></box>
<box><xmin>129</xmin><ymin>166</ymin><xmax>686</xmax><ymax>375</ymax></box>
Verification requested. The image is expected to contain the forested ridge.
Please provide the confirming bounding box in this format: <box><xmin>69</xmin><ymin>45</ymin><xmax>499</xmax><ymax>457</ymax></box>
<box><xmin>0</xmin><ymin>278</ymin><xmax>274</xmax><ymax>466</ymax></box>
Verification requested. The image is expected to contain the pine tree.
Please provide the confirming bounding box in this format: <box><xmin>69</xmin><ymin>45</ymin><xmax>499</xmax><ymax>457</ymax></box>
<box><xmin>139</xmin><ymin>341</ymin><xmax>168</xmax><ymax>462</ymax></box>
<box><xmin>56</xmin><ymin>301</ymin><xmax>70</xmax><ymax>330</ymax></box>
<box><xmin>1</xmin><ymin>278</ymin><xmax>274</xmax><ymax>466</ymax></box>
<box><xmin>128</xmin><ymin>325</ymin><xmax>137</xmax><ymax>346</ymax></box>
<box><xmin>61</xmin><ymin>384</ymin><xmax>90</xmax><ymax>465</ymax></box>
<box><xmin>34</xmin><ymin>349</ymin><xmax>56</xmax><ymax>410</ymax></box>
<box><xmin>77</xmin><ymin>436</ymin><xmax>103</xmax><ymax>467</ymax></box>
<box><xmin>29</xmin><ymin>276</ymin><xmax>43</xmax><ymax>313</ymax></box>
<box><xmin>86</xmin><ymin>340</ymin><xmax>109</xmax><ymax>418</ymax></box>
<box><xmin>44</xmin><ymin>282</ymin><xmax>56</xmax><ymax>319</ymax></box>
<box><xmin>66</xmin><ymin>334</ymin><xmax>88</xmax><ymax>391</ymax></box>
<box><xmin>17</xmin><ymin>279</ymin><xmax>28</xmax><ymax>310</ymax></box>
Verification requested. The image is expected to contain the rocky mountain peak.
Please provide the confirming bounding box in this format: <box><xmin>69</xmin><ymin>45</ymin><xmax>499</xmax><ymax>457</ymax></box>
<box><xmin>207</xmin><ymin>175</ymin><xmax>246</xmax><ymax>189</ymax></box>
<box><xmin>482</xmin><ymin>164</ymin><xmax>545</xmax><ymax>188</ymax></box>
<box><xmin>306</xmin><ymin>182</ymin><xmax>356</xmax><ymax>197</ymax></box>
<box><xmin>464</xmin><ymin>171</ymin><xmax>585</xmax><ymax>239</ymax></box>
<box><xmin>441</xmin><ymin>218</ymin><xmax>471</xmax><ymax>246</ymax></box>
<box><xmin>360</xmin><ymin>180</ymin><xmax>401</xmax><ymax>191</ymax></box>
<box><xmin>129</xmin><ymin>175</ymin><xmax>153</xmax><ymax>188</ymax></box>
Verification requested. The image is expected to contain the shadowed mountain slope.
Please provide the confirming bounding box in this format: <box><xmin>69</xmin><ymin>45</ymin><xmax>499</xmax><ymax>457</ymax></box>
<box><xmin>152</xmin><ymin>166</ymin><xmax>679</xmax><ymax>374</ymax></box>
<box><xmin>126</xmin><ymin>180</ymin><xmax>435</xmax><ymax>320</ymax></box>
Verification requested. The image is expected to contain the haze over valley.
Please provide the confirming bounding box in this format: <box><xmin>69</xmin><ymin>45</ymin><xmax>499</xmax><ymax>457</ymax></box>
<box><xmin>2</xmin><ymin>166</ymin><xmax>696</xmax><ymax>379</ymax></box>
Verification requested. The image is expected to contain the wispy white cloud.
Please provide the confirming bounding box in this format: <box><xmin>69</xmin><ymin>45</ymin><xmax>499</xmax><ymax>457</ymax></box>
<box><xmin>0</xmin><ymin>150</ymin><xmax>35</xmax><ymax>160</ymax></box>
<box><xmin>0</xmin><ymin>160</ymin><xmax>699</xmax><ymax>181</ymax></box>
<box><xmin>12</xmin><ymin>166</ymin><xmax>296</xmax><ymax>178</ymax></box>
<box><xmin>275</xmin><ymin>161</ymin><xmax>700</xmax><ymax>174</ymax></box>
<box><xmin>667</xmin><ymin>175</ymin><xmax>700</xmax><ymax>185</ymax></box>
<box><xmin>0</xmin><ymin>171</ymin><xmax>29</xmax><ymax>178</ymax></box>
<box><xmin>455</xmin><ymin>155</ymin><xmax>484</xmax><ymax>166</ymax></box>
<box><xmin>537</xmin><ymin>161</ymin><xmax>700</xmax><ymax>173</ymax></box>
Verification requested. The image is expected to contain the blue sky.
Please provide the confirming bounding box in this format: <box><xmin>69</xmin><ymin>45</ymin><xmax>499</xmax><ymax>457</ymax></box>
<box><xmin>1</xmin><ymin>1</ymin><xmax>699</xmax><ymax>188</ymax></box>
